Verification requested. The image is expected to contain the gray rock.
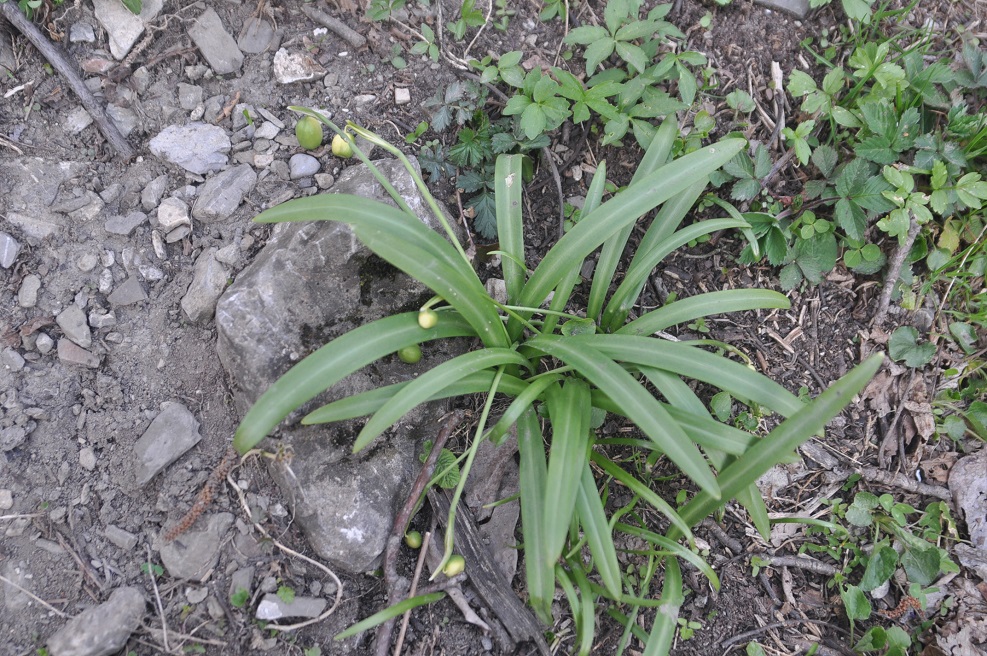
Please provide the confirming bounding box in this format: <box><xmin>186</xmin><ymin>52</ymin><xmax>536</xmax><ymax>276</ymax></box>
<box><xmin>289</xmin><ymin>153</ymin><xmax>320</xmax><ymax>180</ymax></box>
<box><xmin>47</xmin><ymin>587</ymin><xmax>145</xmax><ymax>656</ymax></box>
<box><xmin>106</xmin><ymin>105</ymin><xmax>138</xmax><ymax>138</ymax></box>
<box><xmin>215</xmin><ymin>158</ymin><xmax>466</xmax><ymax>573</ymax></box>
<box><xmin>149</xmin><ymin>123</ymin><xmax>231</xmax><ymax>175</ymax></box>
<box><xmin>105</xmin><ymin>525</ymin><xmax>138</xmax><ymax>551</ymax></box>
<box><xmin>0</xmin><ymin>426</ymin><xmax>28</xmax><ymax>452</ymax></box>
<box><xmin>133</xmin><ymin>401</ymin><xmax>202</xmax><ymax>485</ymax></box>
<box><xmin>35</xmin><ymin>333</ymin><xmax>54</xmax><ymax>354</ymax></box>
<box><xmin>754</xmin><ymin>0</ymin><xmax>809</xmax><ymax>18</ymax></box>
<box><xmin>64</xmin><ymin>107</ymin><xmax>94</xmax><ymax>134</ymax></box>
<box><xmin>92</xmin><ymin>0</ymin><xmax>163</xmax><ymax>60</ymax></box>
<box><xmin>159</xmin><ymin>513</ymin><xmax>233</xmax><ymax>580</ymax></box>
<box><xmin>18</xmin><ymin>274</ymin><xmax>41</xmax><ymax>308</ymax></box>
<box><xmin>57</xmin><ymin>340</ymin><xmax>101</xmax><ymax>368</ymax></box>
<box><xmin>187</xmin><ymin>8</ymin><xmax>243</xmax><ymax>75</ymax></box>
<box><xmin>229</xmin><ymin>567</ymin><xmax>254</xmax><ymax>600</ymax></box>
<box><xmin>141</xmin><ymin>174</ymin><xmax>169</xmax><ymax>211</ymax></box>
<box><xmin>214</xmin><ymin>244</ymin><xmax>240</xmax><ymax>267</ymax></box>
<box><xmin>156</xmin><ymin>197</ymin><xmax>191</xmax><ymax>231</ymax></box>
<box><xmin>181</xmin><ymin>249</ymin><xmax>228</xmax><ymax>323</ymax></box>
<box><xmin>273</xmin><ymin>48</ymin><xmax>325</xmax><ymax>84</ymax></box>
<box><xmin>104</xmin><ymin>211</ymin><xmax>147</xmax><ymax>236</ymax></box>
<box><xmin>57</xmin><ymin>306</ymin><xmax>92</xmax><ymax>349</ymax></box>
<box><xmin>177</xmin><ymin>83</ymin><xmax>203</xmax><ymax>111</ymax></box>
<box><xmin>192</xmin><ymin>165</ymin><xmax>257</xmax><ymax>222</ymax></box>
<box><xmin>107</xmin><ymin>276</ymin><xmax>147</xmax><ymax>306</ymax></box>
<box><xmin>88</xmin><ymin>310</ymin><xmax>117</xmax><ymax>329</ymax></box>
<box><xmin>69</xmin><ymin>22</ymin><xmax>96</xmax><ymax>43</ymax></box>
<box><xmin>254</xmin><ymin>121</ymin><xmax>280</xmax><ymax>141</ymax></box>
<box><xmin>950</xmin><ymin>448</ymin><xmax>987</xmax><ymax>549</ymax></box>
<box><xmin>79</xmin><ymin>447</ymin><xmax>97</xmax><ymax>471</ymax></box>
<box><xmin>2</xmin><ymin>348</ymin><xmax>25</xmax><ymax>372</ymax></box>
<box><xmin>238</xmin><ymin>16</ymin><xmax>275</xmax><ymax>54</ymax></box>
<box><xmin>0</xmin><ymin>231</ymin><xmax>20</xmax><ymax>268</ymax></box>
<box><xmin>255</xmin><ymin>594</ymin><xmax>327</xmax><ymax>620</ymax></box>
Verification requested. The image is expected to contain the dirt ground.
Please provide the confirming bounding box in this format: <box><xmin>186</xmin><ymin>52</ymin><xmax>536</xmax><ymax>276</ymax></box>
<box><xmin>1</xmin><ymin>0</ymin><xmax>984</xmax><ymax>655</ymax></box>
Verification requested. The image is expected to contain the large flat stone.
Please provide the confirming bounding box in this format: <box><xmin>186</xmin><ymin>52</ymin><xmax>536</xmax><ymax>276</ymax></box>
<box><xmin>149</xmin><ymin>123</ymin><xmax>230</xmax><ymax>175</ymax></box>
<box><xmin>133</xmin><ymin>401</ymin><xmax>201</xmax><ymax>485</ymax></box>
<box><xmin>215</xmin><ymin>158</ymin><xmax>467</xmax><ymax>573</ymax></box>
<box><xmin>192</xmin><ymin>165</ymin><xmax>256</xmax><ymax>222</ymax></box>
<box><xmin>92</xmin><ymin>0</ymin><xmax>163</xmax><ymax>60</ymax></box>
<box><xmin>47</xmin><ymin>587</ymin><xmax>146</xmax><ymax>656</ymax></box>
<box><xmin>187</xmin><ymin>8</ymin><xmax>243</xmax><ymax>75</ymax></box>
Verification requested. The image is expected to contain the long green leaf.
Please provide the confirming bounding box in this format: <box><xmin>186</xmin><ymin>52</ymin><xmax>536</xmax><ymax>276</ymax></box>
<box><xmin>355</xmin><ymin>224</ymin><xmax>508</xmax><ymax>348</ymax></box>
<box><xmin>602</xmin><ymin>218</ymin><xmax>750</xmax><ymax>328</ymax></box>
<box><xmin>643</xmin><ymin>558</ymin><xmax>683</xmax><ymax>656</ymax></box>
<box><xmin>233</xmin><ymin>312</ymin><xmax>477</xmax><ymax>453</ymax></box>
<box><xmin>588</xmin><ymin>117</ymin><xmax>679</xmax><ymax>322</ymax></box>
<box><xmin>576</xmin><ymin>462</ymin><xmax>622</xmax><ymax>598</ymax></box>
<box><xmin>544</xmin><ymin>380</ymin><xmax>592</xmax><ymax>564</ymax></box>
<box><xmin>527</xmin><ymin>335</ymin><xmax>719</xmax><ymax>497</ymax></box>
<box><xmin>255</xmin><ymin>193</ymin><xmax>508</xmax><ymax>348</ymax></box>
<box><xmin>603</xmin><ymin>179</ymin><xmax>708</xmax><ymax>331</ymax></box>
<box><xmin>484</xmin><ymin>374</ymin><xmax>561</xmax><ymax>445</ymax></box>
<box><xmin>573</xmin><ymin>335</ymin><xmax>803</xmax><ymax>417</ymax></box>
<box><xmin>519</xmin><ymin>139</ymin><xmax>746</xmax><ymax>319</ymax></box>
<box><xmin>334</xmin><ymin>592</ymin><xmax>446</xmax><ymax>640</ymax></box>
<box><xmin>354</xmin><ymin>349</ymin><xmax>530</xmax><ymax>451</ymax></box>
<box><xmin>304</xmin><ymin>371</ymin><xmax>530</xmax><ymax>423</ymax></box>
<box><xmin>496</xmin><ymin>156</ymin><xmax>525</xmax><ymax>304</ymax></box>
<box><xmin>620</xmin><ymin>290</ymin><xmax>790</xmax><ymax>336</ymax></box>
<box><xmin>614</xmin><ymin>522</ymin><xmax>718</xmax><ymax>588</ymax></box>
<box><xmin>542</xmin><ymin>161</ymin><xmax>610</xmax><ymax>336</ymax></box>
<box><xmin>590</xmin><ymin>452</ymin><xmax>692</xmax><ymax>542</ymax></box>
<box><xmin>675</xmin><ymin>353</ymin><xmax>884</xmax><ymax>534</ymax></box>
<box><xmin>517</xmin><ymin>407</ymin><xmax>553</xmax><ymax>625</ymax></box>
<box><xmin>567</xmin><ymin>560</ymin><xmax>598</xmax><ymax>656</ymax></box>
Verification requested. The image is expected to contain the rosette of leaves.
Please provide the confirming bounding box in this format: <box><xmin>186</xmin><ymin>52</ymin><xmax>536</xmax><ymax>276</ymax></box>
<box><xmin>234</xmin><ymin>109</ymin><xmax>882</xmax><ymax>654</ymax></box>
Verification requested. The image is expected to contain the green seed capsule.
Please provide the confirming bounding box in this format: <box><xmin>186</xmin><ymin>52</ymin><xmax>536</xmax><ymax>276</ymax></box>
<box><xmin>404</xmin><ymin>531</ymin><xmax>422</xmax><ymax>549</ymax></box>
<box><xmin>418</xmin><ymin>309</ymin><xmax>439</xmax><ymax>329</ymax></box>
<box><xmin>397</xmin><ymin>344</ymin><xmax>422</xmax><ymax>364</ymax></box>
<box><xmin>332</xmin><ymin>133</ymin><xmax>354</xmax><ymax>158</ymax></box>
<box><xmin>442</xmin><ymin>554</ymin><xmax>466</xmax><ymax>577</ymax></box>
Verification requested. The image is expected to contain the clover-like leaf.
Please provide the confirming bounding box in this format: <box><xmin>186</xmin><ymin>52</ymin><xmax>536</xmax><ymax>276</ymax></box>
<box><xmin>888</xmin><ymin>326</ymin><xmax>935</xmax><ymax>368</ymax></box>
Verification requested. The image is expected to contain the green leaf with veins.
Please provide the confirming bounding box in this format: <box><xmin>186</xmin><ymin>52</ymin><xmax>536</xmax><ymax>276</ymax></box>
<box><xmin>889</xmin><ymin>326</ymin><xmax>935</xmax><ymax>368</ymax></box>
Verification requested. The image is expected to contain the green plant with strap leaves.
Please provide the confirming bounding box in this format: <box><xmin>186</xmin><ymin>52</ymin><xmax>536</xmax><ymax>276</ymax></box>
<box><xmin>233</xmin><ymin>107</ymin><xmax>882</xmax><ymax>653</ymax></box>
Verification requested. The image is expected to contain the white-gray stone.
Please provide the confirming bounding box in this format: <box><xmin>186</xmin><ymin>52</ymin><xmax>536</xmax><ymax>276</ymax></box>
<box><xmin>57</xmin><ymin>339</ymin><xmax>101</xmax><ymax>369</ymax></box>
<box><xmin>104</xmin><ymin>525</ymin><xmax>138</xmax><ymax>551</ymax></box>
<box><xmin>79</xmin><ymin>447</ymin><xmax>97</xmax><ymax>471</ymax></box>
<box><xmin>288</xmin><ymin>153</ymin><xmax>320</xmax><ymax>180</ymax></box>
<box><xmin>754</xmin><ymin>0</ymin><xmax>810</xmax><ymax>18</ymax></box>
<box><xmin>273</xmin><ymin>48</ymin><xmax>325</xmax><ymax>84</ymax></box>
<box><xmin>106</xmin><ymin>105</ymin><xmax>138</xmax><ymax>138</ymax></box>
<box><xmin>0</xmin><ymin>232</ymin><xmax>20</xmax><ymax>268</ymax></box>
<box><xmin>18</xmin><ymin>274</ymin><xmax>41</xmax><ymax>308</ymax></box>
<box><xmin>0</xmin><ymin>489</ymin><xmax>12</xmax><ymax>510</ymax></box>
<box><xmin>187</xmin><ymin>8</ymin><xmax>243</xmax><ymax>75</ymax></box>
<box><xmin>64</xmin><ymin>107</ymin><xmax>94</xmax><ymax>134</ymax></box>
<box><xmin>238</xmin><ymin>16</ymin><xmax>275</xmax><ymax>54</ymax></box>
<box><xmin>181</xmin><ymin>248</ymin><xmax>228</xmax><ymax>323</ymax></box>
<box><xmin>254</xmin><ymin>121</ymin><xmax>280</xmax><ymax>140</ymax></box>
<box><xmin>156</xmin><ymin>197</ymin><xmax>191</xmax><ymax>231</ymax></box>
<box><xmin>35</xmin><ymin>333</ymin><xmax>54</xmax><ymax>354</ymax></box>
<box><xmin>56</xmin><ymin>305</ymin><xmax>92</xmax><ymax>349</ymax></box>
<box><xmin>104</xmin><ymin>211</ymin><xmax>147</xmax><ymax>236</ymax></box>
<box><xmin>159</xmin><ymin>513</ymin><xmax>233</xmax><ymax>580</ymax></box>
<box><xmin>69</xmin><ymin>22</ymin><xmax>96</xmax><ymax>43</ymax></box>
<box><xmin>92</xmin><ymin>0</ymin><xmax>163</xmax><ymax>60</ymax></box>
<box><xmin>47</xmin><ymin>587</ymin><xmax>145</xmax><ymax>656</ymax></box>
<box><xmin>1</xmin><ymin>348</ymin><xmax>25</xmax><ymax>372</ymax></box>
<box><xmin>177</xmin><ymin>83</ymin><xmax>203</xmax><ymax>111</ymax></box>
<box><xmin>149</xmin><ymin>123</ymin><xmax>231</xmax><ymax>175</ymax></box>
<box><xmin>215</xmin><ymin>158</ymin><xmax>467</xmax><ymax>573</ymax></box>
<box><xmin>141</xmin><ymin>174</ymin><xmax>169</xmax><ymax>211</ymax></box>
<box><xmin>134</xmin><ymin>401</ymin><xmax>201</xmax><ymax>486</ymax></box>
<box><xmin>255</xmin><ymin>594</ymin><xmax>327</xmax><ymax>620</ymax></box>
<box><xmin>0</xmin><ymin>426</ymin><xmax>28</xmax><ymax>451</ymax></box>
<box><xmin>107</xmin><ymin>276</ymin><xmax>147</xmax><ymax>306</ymax></box>
<box><xmin>192</xmin><ymin>165</ymin><xmax>257</xmax><ymax>222</ymax></box>
<box><xmin>394</xmin><ymin>87</ymin><xmax>411</xmax><ymax>105</ymax></box>
<box><xmin>214</xmin><ymin>244</ymin><xmax>240</xmax><ymax>267</ymax></box>
<box><xmin>88</xmin><ymin>310</ymin><xmax>117</xmax><ymax>329</ymax></box>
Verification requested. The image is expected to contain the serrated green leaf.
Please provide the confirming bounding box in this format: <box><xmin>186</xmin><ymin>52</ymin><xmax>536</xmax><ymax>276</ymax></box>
<box><xmin>787</xmin><ymin>70</ymin><xmax>817</xmax><ymax>97</ymax></box>
<box><xmin>811</xmin><ymin>145</ymin><xmax>838</xmax><ymax>178</ymax></box>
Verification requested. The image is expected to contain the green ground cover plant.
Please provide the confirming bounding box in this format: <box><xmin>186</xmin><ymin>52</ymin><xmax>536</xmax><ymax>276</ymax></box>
<box><xmin>233</xmin><ymin>109</ymin><xmax>882</xmax><ymax>652</ymax></box>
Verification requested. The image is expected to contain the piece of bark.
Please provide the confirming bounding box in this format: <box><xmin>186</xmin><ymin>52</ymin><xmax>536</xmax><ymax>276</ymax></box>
<box><xmin>1</xmin><ymin>3</ymin><xmax>135</xmax><ymax>160</ymax></box>
<box><xmin>300</xmin><ymin>4</ymin><xmax>366</xmax><ymax>49</ymax></box>
<box><xmin>428</xmin><ymin>488</ymin><xmax>550</xmax><ymax>656</ymax></box>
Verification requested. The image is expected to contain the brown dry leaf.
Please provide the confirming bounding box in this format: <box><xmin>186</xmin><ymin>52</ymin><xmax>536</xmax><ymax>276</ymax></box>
<box><xmin>862</xmin><ymin>370</ymin><xmax>895</xmax><ymax>416</ymax></box>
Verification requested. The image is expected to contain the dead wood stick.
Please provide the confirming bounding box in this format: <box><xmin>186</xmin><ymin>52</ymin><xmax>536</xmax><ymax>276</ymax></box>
<box><xmin>0</xmin><ymin>3</ymin><xmax>135</xmax><ymax>161</ymax></box>
<box><xmin>429</xmin><ymin>488</ymin><xmax>551</xmax><ymax>656</ymax></box>
<box><xmin>375</xmin><ymin>412</ymin><xmax>464</xmax><ymax>656</ymax></box>
<box><xmin>872</xmin><ymin>213</ymin><xmax>921</xmax><ymax>327</ymax></box>
<box><xmin>301</xmin><ymin>4</ymin><xmax>366</xmax><ymax>49</ymax></box>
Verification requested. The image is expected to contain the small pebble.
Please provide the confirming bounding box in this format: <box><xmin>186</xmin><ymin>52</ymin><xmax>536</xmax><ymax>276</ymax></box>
<box><xmin>79</xmin><ymin>447</ymin><xmax>97</xmax><ymax>471</ymax></box>
<box><xmin>0</xmin><ymin>232</ymin><xmax>20</xmax><ymax>268</ymax></box>
<box><xmin>0</xmin><ymin>489</ymin><xmax>12</xmax><ymax>510</ymax></box>
<box><xmin>288</xmin><ymin>153</ymin><xmax>320</xmax><ymax>179</ymax></box>
<box><xmin>17</xmin><ymin>274</ymin><xmax>41</xmax><ymax>308</ymax></box>
<box><xmin>35</xmin><ymin>333</ymin><xmax>54</xmax><ymax>354</ymax></box>
<box><xmin>2</xmin><ymin>348</ymin><xmax>26</xmax><ymax>371</ymax></box>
